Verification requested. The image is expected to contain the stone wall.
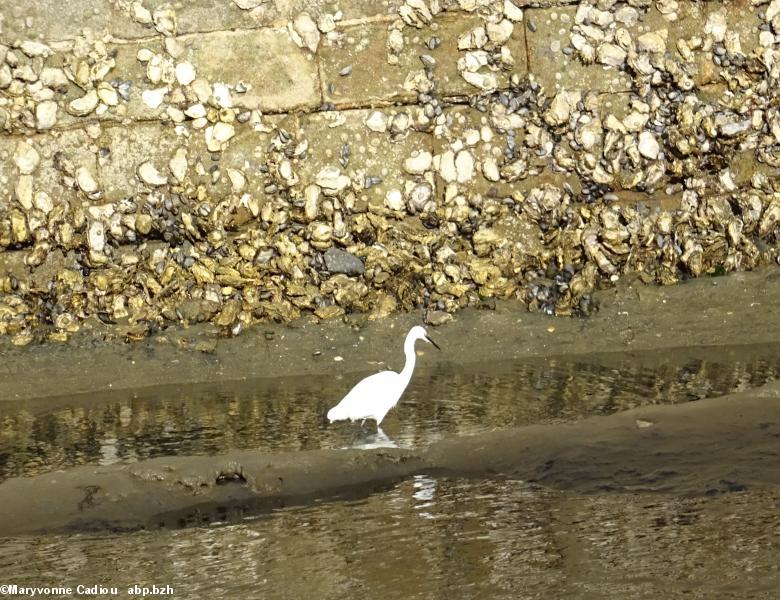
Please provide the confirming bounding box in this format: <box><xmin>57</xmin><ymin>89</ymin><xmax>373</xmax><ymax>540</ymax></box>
<box><xmin>0</xmin><ymin>0</ymin><xmax>779</xmax><ymax>344</ymax></box>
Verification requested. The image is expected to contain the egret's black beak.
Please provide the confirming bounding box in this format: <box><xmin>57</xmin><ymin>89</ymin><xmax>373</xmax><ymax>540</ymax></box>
<box><xmin>426</xmin><ymin>335</ymin><xmax>441</xmax><ymax>350</ymax></box>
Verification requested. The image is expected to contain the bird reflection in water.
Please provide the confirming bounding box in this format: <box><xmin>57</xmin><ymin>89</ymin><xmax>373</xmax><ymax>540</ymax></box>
<box><xmin>348</xmin><ymin>426</ymin><xmax>400</xmax><ymax>450</ymax></box>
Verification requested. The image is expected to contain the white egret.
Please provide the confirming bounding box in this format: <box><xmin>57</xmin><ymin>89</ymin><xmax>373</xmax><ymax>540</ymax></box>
<box><xmin>327</xmin><ymin>325</ymin><xmax>440</xmax><ymax>427</ymax></box>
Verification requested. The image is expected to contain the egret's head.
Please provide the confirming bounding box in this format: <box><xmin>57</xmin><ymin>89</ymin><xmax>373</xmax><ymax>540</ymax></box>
<box><xmin>409</xmin><ymin>325</ymin><xmax>441</xmax><ymax>350</ymax></box>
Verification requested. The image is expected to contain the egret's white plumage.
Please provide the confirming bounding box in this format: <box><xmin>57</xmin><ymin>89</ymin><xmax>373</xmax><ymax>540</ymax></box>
<box><xmin>327</xmin><ymin>325</ymin><xmax>440</xmax><ymax>426</ymax></box>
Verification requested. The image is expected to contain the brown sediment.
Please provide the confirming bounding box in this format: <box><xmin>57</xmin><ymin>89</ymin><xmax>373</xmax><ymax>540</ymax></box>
<box><xmin>2</xmin><ymin>268</ymin><xmax>780</xmax><ymax>402</ymax></box>
<box><xmin>426</xmin><ymin>381</ymin><xmax>780</xmax><ymax>495</ymax></box>
<box><xmin>0</xmin><ymin>380</ymin><xmax>777</xmax><ymax>536</ymax></box>
<box><xmin>0</xmin><ymin>447</ymin><xmax>427</xmax><ymax>535</ymax></box>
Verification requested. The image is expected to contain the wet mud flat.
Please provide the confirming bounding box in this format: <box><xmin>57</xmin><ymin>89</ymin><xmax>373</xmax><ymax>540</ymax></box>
<box><xmin>2</xmin><ymin>268</ymin><xmax>780</xmax><ymax>402</ymax></box>
<box><xmin>0</xmin><ymin>269</ymin><xmax>779</xmax><ymax>535</ymax></box>
<box><xmin>0</xmin><ymin>270</ymin><xmax>779</xmax><ymax>597</ymax></box>
<box><xmin>0</xmin><ymin>379</ymin><xmax>778</xmax><ymax>536</ymax></box>
<box><xmin>0</xmin><ymin>269</ymin><xmax>780</xmax><ymax>535</ymax></box>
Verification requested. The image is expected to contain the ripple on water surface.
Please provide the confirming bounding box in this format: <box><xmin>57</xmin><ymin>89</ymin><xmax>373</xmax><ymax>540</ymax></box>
<box><xmin>0</xmin><ymin>478</ymin><xmax>777</xmax><ymax>599</ymax></box>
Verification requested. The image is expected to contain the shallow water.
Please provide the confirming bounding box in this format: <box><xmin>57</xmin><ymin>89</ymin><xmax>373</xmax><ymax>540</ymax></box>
<box><xmin>0</xmin><ymin>478</ymin><xmax>777</xmax><ymax>599</ymax></box>
<box><xmin>1</xmin><ymin>344</ymin><xmax>779</xmax><ymax>598</ymax></box>
<box><xmin>1</xmin><ymin>343</ymin><xmax>780</xmax><ymax>482</ymax></box>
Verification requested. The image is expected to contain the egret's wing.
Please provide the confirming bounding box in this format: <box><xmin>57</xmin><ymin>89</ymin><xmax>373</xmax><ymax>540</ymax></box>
<box><xmin>328</xmin><ymin>371</ymin><xmax>396</xmax><ymax>421</ymax></box>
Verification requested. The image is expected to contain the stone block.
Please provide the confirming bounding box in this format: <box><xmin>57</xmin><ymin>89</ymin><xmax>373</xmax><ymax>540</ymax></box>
<box><xmin>185</xmin><ymin>115</ymin><xmax>285</xmax><ymax>203</ymax></box>
<box><xmin>42</xmin><ymin>128</ymin><xmax>100</xmax><ymax>200</ymax></box>
<box><xmin>55</xmin><ymin>30</ymin><xmax>319</xmax><ymax>124</ymax></box>
<box><xmin>312</xmin><ymin>0</ymin><xmax>404</xmax><ymax>21</ymax></box>
<box><xmin>0</xmin><ymin>137</ymin><xmax>17</xmax><ymax>211</ymax></box>
<box><xmin>295</xmin><ymin>108</ymin><xmax>434</xmax><ymax>209</ymax></box>
<box><xmin>637</xmin><ymin>2</ymin><xmax>763</xmax><ymax>87</ymax></box>
<box><xmin>731</xmin><ymin>149</ymin><xmax>780</xmax><ymax>188</ymax></box>
<box><xmin>321</xmin><ymin>14</ymin><xmax>528</xmax><ymax>106</ymax></box>
<box><xmin>182</xmin><ymin>29</ymin><xmax>320</xmax><ymax>112</ymax></box>
<box><xmin>107</xmin><ymin>39</ymin><xmax>170</xmax><ymax>122</ymax></box>
<box><xmin>0</xmin><ymin>0</ymin><xmax>111</xmax><ymax>44</ymax></box>
<box><xmin>434</xmin><ymin>14</ymin><xmax>528</xmax><ymax>97</ymax></box>
<box><xmin>96</xmin><ymin>122</ymin><xmax>181</xmax><ymax>202</ymax></box>
<box><xmin>109</xmin><ymin>0</ymin><xmax>278</xmax><ymax>40</ymax></box>
<box><xmin>0</xmin><ymin>129</ymin><xmax>97</xmax><ymax>214</ymax></box>
<box><xmin>0</xmin><ymin>248</ymin><xmax>29</xmax><ymax>279</ymax></box>
<box><xmin>610</xmin><ymin>190</ymin><xmax>683</xmax><ymax>211</ymax></box>
<box><xmin>482</xmin><ymin>0</ymin><xmax>577</xmax><ymax>6</ymax></box>
<box><xmin>320</xmin><ymin>21</ymin><xmax>418</xmax><ymax>106</ymax></box>
<box><xmin>107</xmin><ymin>0</ymin><xmax>405</xmax><ymax>41</ymax></box>
<box><xmin>526</xmin><ymin>6</ymin><xmax>632</xmax><ymax>95</ymax></box>
<box><xmin>433</xmin><ymin>105</ymin><xmax>579</xmax><ymax>200</ymax></box>
<box><xmin>41</xmin><ymin>39</ymin><xmax>168</xmax><ymax>129</ymax></box>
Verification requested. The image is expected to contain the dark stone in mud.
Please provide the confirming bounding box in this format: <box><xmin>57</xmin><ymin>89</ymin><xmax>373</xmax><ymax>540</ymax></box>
<box><xmin>324</xmin><ymin>248</ymin><xmax>365</xmax><ymax>276</ymax></box>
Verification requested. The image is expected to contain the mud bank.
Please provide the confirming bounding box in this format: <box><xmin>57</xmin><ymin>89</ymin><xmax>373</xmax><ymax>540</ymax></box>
<box><xmin>3</xmin><ymin>268</ymin><xmax>780</xmax><ymax>402</ymax></box>
<box><xmin>1</xmin><ymin>380</ymin><xmax>777</xmax><ymax>536</ymax></box>
<box><xmin>0</xmin><ymin>446</ymin><xmax>425</xmax><ymax>536</ymax></box>
<box><xmin>427</xmin><ymin>380</ymin><xmax>780</xmax><ymax>495</ymax></box>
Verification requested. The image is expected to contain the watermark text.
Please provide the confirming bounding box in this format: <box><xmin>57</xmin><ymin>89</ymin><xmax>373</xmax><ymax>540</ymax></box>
<box><xmin>0</xmin><ymin>584</ymin><xmax>174</xmax><ymax>597</ymax></box>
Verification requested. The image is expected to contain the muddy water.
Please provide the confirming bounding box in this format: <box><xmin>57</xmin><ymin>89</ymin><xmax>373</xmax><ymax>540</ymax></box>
<box><xmin>1</xmin><ymin>344</ymin><xmax>779</xmax><ymax>597</ymax></box>
<box><xmin>2</xmin><ymin>343</ymin><xmax>780</xmax><ymax>483</ymax></box>
<box><xmin>1</xmin><ymin>479</ymin><xmax>778</xmax><ymax>598</ymax></box>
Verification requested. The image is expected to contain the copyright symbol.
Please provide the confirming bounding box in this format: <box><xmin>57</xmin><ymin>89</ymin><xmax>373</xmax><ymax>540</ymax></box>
<box><xmin>0</xmin><ymin>585</ymin><xmax>9</xmax><ymax>594</ymax></box>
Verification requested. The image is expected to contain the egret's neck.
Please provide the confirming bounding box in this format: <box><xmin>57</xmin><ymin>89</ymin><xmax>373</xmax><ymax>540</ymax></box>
<box><xmin>399</xmin><ymin>334</ymin><xmax>417</xmax><ymax>385</ymax></box>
